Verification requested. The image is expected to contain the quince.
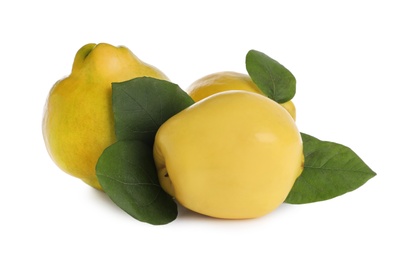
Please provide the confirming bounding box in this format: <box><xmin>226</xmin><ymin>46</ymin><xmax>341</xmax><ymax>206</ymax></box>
<box><xmin>187</xmin><ymin>71</ymin><xmax>296</xmax><ymax>120</ymax></box>
<box><xmin>43</xmin><ymin>43</ymin><xmax>168</xmax><ymax>190</ymax></box>
<box><xmin>153</xmin><ymin>90</ymin><xmax>303</xmax><ymax>219</ymax></box>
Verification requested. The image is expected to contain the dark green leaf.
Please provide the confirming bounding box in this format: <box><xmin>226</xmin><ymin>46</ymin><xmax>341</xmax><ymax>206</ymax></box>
<box><xmin>245</xmin><ymin>50</ymin><xmax>296</xmax><ymax>103</ymax></box>
<box><xmin>112</xmin><ymin>77</ymin><xmax>195</xmax><ymax>144</ymax></box>
<box><xmin>285</xmin><ymin>133</ymin><xmax>376</xmax><ymax>204</ymax></box>
<box><xmin>96</xmin><ymin>140</ymin><xmax>177</xmax><ymax>225</ymax></box>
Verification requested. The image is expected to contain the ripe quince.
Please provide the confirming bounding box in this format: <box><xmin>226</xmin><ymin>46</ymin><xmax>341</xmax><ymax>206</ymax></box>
<box><xmin>153</xmin><ymin>90</ymin><xmax>303</xmax><ymax>219</ymax></box>
<box><xmin>43</xmin><ymin>43</ymin><xmax>168</xmax><ymax>190</ymax></box>
<box><xmin>187</xmin><ymin>71</ymin><xmax>296</xmax><ymax>120</ymax></box>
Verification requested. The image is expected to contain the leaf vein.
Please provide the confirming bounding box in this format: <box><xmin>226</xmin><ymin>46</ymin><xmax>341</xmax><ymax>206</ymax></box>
<box><xmin>120</xmin><ymin>87</ymin><xmax>160</xmax><ymax>128</ymax></box>
<box><xmin>98</xmin><ymin>173</ymin><xmax>161</xmax><ymax>188</ymax></box>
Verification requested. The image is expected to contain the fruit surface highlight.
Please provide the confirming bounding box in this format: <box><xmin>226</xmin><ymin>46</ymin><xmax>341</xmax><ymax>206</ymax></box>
<box><xmin>43</xmin><ymin>43</ymin><xmax>168</xmax><ymax>190</ymax></box>
<box><xmin>153</xmin><ymin>90</ymin><xmax>303</xmax><ymax>219</ymax></box>
<box><xmin>187</xmin><ymin>71</ymin><xmax>296</xmax><ymax>120</ymax></box>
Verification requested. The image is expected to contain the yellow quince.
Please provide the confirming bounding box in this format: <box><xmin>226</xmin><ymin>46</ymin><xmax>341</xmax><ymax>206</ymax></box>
<box><xmin>187</xmin><ymin>71</ymin><xmax>296</xmax><ymax>120</ymax></box>
<box><xmin>153</xmin><ymin>90</ymin><xmax>303</xmax><ymax>219</ymax></box>
<box><xmin>43</xmin><ymin>43</ymin><xmax>168</xmax><ymax>190</ymax></box>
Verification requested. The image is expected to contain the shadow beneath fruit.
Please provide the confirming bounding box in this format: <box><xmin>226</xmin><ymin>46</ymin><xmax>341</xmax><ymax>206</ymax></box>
<box><xmin>88</xmin><ymin>188</ymin><xmax>296</xmax><ymax>225</ymax></box>
<box><xmin>88</xmin><ymin>188</ymin><xmax>218</xmax><ymax>222</ymax></box>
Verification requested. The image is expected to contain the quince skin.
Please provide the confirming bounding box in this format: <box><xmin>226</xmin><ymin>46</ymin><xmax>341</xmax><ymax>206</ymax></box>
<box><xmin>153</xmin><ymin>90</ymin><xmax>303</xmax><ymax>219</ymax></box>
<box><xmin>43</xmin><ymin>43</ymin><xmax>168</xmax><ymax>190</ymax></box>
<box><xmin>187</xmin><ymin>71</ymin><xmax>296</xmax><ymax>120</ymax></box>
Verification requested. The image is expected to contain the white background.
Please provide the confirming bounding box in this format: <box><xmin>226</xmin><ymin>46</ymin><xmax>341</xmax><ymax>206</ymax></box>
<box><xmin>1</xmin><ymin>0</ymin><xmax>406</xmax><ymax>259</ymax></box>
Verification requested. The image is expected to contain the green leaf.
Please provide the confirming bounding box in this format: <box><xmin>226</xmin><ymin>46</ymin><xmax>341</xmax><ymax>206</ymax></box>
<box><xmin>245</xmin><ymin>49</ymin><xmax>296</xmax><ymax>103</ymax></box>
<box><xmin>112</xmin><ymin>77</ymin><xmax>195</xmax><ymax>144</ymax></box>
<box><xmin>285</xmin><ymin>133</ymin><xmax>376</xmax><ymax>204</ymax></box>
<box><xmin>96</xmin><ymin>140</ymin><xmax>177</xmax><ymax>225</ymax></box>
<box><xmin>95</xmin><ymin>77</ymin><xmax>193</xmax><ymax>224</ymax></box>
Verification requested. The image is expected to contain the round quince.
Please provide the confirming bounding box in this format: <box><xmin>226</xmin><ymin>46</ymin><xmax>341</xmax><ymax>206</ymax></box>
<box><xmin>153</xmin><ymin>90</ymin><xmax>303</xmax><ymax>219</ymax></box>
<box><xmin>187</xmin><ymin>71</ymin><xmax>296</xmax><ymax>120</ymax></box>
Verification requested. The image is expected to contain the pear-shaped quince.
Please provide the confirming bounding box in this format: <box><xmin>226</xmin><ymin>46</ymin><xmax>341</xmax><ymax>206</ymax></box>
<box><xmin>187</xmin><ymin>71</ymin><xmax>296</xmax><ymax>120</ymax></box>
<box><xmin>43</xmin><ymin>43</ymin><xmax>168</xmax><ymax>190</ymax></box>
<box><xmin>153</xmin><ymin>90</ymin><xmax>303</xmax><ymax>219</ymax></box>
